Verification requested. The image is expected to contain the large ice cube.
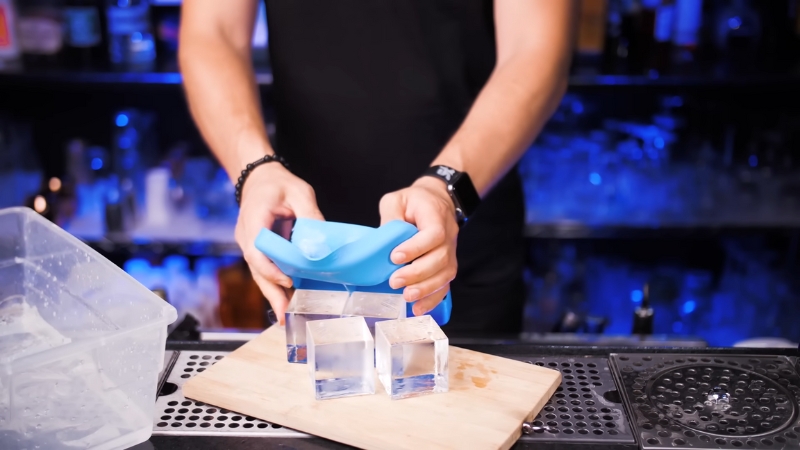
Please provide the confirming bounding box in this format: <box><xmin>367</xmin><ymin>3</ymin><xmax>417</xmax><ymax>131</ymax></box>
<box><xmin>375</xmin><ymin>315</ymin><xmax>449</xmax><ymax>400</ymax></box>
<box><xmin>285</xmin><ymin>289</ymin><xmax>349</xmax><ymax>363</ymax></box>
<box><xmin>306</xmin><ymin>316</ymin><xmax>375</xmax><ymax>400</ymax></box>
<box><xmin>342</xmin><ymin>292</ymin><xmax>406</xmax><ymax>334</ymax></box>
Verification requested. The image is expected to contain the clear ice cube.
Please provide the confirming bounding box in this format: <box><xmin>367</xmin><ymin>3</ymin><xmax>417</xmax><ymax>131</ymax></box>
<box><xmin>285</xmin><ymin>289</ymin><xmax>349</xmax><ymax>363</ymax></box>
<box><xmin>375</xmin><ymin>315</ymin><xmax>449</xmax><ymax>400</ymax></box>
<box><xmin>342</xmin><ymin>292</ymin><xmax>406</xmax><ymax>334</ymax></box>
<box><xmin>306</xmin><ymin>316</ymin><xmax>375</xmax><ymax>400</ymax></box>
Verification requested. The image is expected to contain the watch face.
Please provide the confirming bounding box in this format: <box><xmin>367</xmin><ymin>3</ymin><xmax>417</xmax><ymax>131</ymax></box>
<box><xmin>450</xmin><ymin>172</ymin><xmax>481</xmax><ymax>218</ymax></box>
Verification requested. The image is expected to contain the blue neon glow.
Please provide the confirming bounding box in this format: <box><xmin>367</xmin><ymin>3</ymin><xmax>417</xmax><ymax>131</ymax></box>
<box><xmin>682</xmin><ymin>300</ymin><xmax>696</xmax><ymax>314</ymax></box>
<box><xmin>672</xmin><ymin>321</ymin><xmax>683</xmax><ymax>333</ymax></box>
<box><xmin>630</xmin><ymin>289</ymin><xmax>643</xmax><ymax>303</ymax></box>
<box><xmin>90</xmin><ymin>157</ymin><xmax>103</xmax><ymax>170</ymax></box>
<box><xmin>728</xmin><ymin>16</ymin><xmax>742</xmax><ymax>30</ymax></box>
<box><xmin>115</xmin><ymin>114</ymin><xmax>129</xmax><ymax>127</ymax></box>
<box><xmin>748</xmin><ymin>155</ymin><xmax>758</xmax><ymax>167</ymax></box>
<box><xmin>654</xmin><ymin>137</ymin><xmax>665</xmax><ymax>149</ymax></box>
<box><xmin>589</xmin><ymin>173</ymin><xmax>602</xmax><ymax>185</ymax></box>
<box><xmin>571</xmin><ymin>100</ymin><xmax>584</xmax><ymax>114</ymax></box>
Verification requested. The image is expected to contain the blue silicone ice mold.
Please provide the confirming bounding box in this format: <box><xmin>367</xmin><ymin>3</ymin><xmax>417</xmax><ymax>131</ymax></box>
<box><xmin>254</xmin><ymin>218</ymin><xmax>451</xmax><ymax>325</ymax></box>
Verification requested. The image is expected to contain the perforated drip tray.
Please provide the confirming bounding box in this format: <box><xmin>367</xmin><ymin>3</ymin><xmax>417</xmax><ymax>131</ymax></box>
<box><xmin>152</xmin><ymin>351</ymin><xmax>307</xmax><ymax>437</ymax></box>
<box><xmin>512</xmin><ymin>356</ymin><xmax>636</xmax><ymax>444</ymax></box>
<box><xmin>610</xmin><ymin>354</ymin><xmax>800</xmax><ymax>450</ymax></box>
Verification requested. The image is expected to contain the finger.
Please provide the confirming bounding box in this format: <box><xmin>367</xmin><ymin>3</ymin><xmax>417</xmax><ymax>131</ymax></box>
<box><xmin>390</xmin><ymin>246</ymin><xmax>450</xmax><ymax>289</ymax></box>
<box><xmin>391</xmin><ymin>225</ymin><xmax>446</xmax><ymax>265</ymax></box>
<box><xmin>252</xmin><ymin>273</ymin><xmax>290</xmax><ymax>325</ymax></box>
<box><xmin>412</xmin><ymin>284</ymin><xmax>449</xmax><ymax>316</ymax></box>
<box><xmin>400</xmin><ymin>263</ymin><xmax>456</xmax><ymax>302</ymax></box>
<box><xmin>243</xmin><ymin>248</ymin><xmax>292</xmax><ymax>288</ymax></box>
<box><xmin>290</xmin><ymin>186</ymin><xmax>325</xmax><ymax>221</ymax></box>
<box><xmin>379</xmin><ymin>193</ymin><xmax>405</xmax><ymax>226</ymax></box>
<box><xmin>292</xmin><ymin>202</ymin><xmax>325</xmax><ymax>221</ymax></box>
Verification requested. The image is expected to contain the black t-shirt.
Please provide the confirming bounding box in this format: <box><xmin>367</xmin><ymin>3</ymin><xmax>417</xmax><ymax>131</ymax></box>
<box><xmin>265</xmin><ymin>0</ymin><xmax>497</xmax><ymax>226</ymax></box>
<box><xmin>264</xmin><ymin>0</ymin><xmax>527</xmax><ymax>334</ymax></box>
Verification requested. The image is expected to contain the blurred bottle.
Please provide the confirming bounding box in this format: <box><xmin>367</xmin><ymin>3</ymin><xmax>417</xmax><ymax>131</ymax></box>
<box><xmin>677</xmin><ymin>271</ymin><xmax>712</xmax><ymax>335</ymax></box>
<box><xmin>63</xmin><ymin>0</ymin><xmax>106</xmax><ymax>68</ymax></box>
<box><xmin>627</xmin><ymin>0</ymin><xmax>657</xmax><ymax>74</ymax></box>
<box><xmin>672</xmin><ymin>0</ymin><xmax>703</xmax><ymax>67</ymax></box>
<box><xmin>755</xmin><ymin>0</ymin><xmax>797</xmax><ymax>71</ymax></box>
<box><xmin>714</xmin><ymin>0</ymin><xmax>761</xmax><ymax>70</ymax></box>
<box><xmin>105</xmin><ymin>0</ymin><xmax>155</xmax><ymax>70</ymax></box>
<box><xmin>602</xmin><ymin>0</ymin><xmax>627</xmax><ymax>73</ymax></box>
<box><xmin>218</xmin><ymin>258</ymin><xmax>265</xmax><ymax>329</ymax></box>
<box><xmin>574</xmin><ymin>0</ymin><xmax>608</xmax><ymax>71</ymax></box>
<box><xmin>111</xmin><ymin>109</ymin><xmax>157</xmax><ymax>224</ymax></box>
<box><xmin>196</xmin><ymin>257</ymin><xmax>221</xmax><ymax>328</ymax></box>
<box><xmin>151</xmin><ymin>2</ymin><xmax>177</xmax><ymax>69</ymax></box>
<box><xmin>251</xmin><ymin>0</ymin><xmax>268</xmax><ymax>68</ymax></box>
<box><xmin>0</xmin><ymin>117</ymin><xmax>42</xmax><ymax>209</ymax></box>
<box><xmin>123</xmin><ymin>257</ymin><xmax>152</xmax><ymax>287</ymax></box>
<box><xmin>650</xmin><ymin>0</ymin><xmax>675</xmax><ymax>74</ymax></box>
<box><xmin>143</xmin><ymin>166</ymin><xmax>171</xmax><ymax>227</ymax></box>
<box><xmin>163</xmin><ymin>255</ymin><xmax>197</xmax><ymax>320</ymax></box>
<box><xmin>0</xmin><ymin>0</ymin><xmax>21</xmax><ymax>68</ymax></box>
<box><xmin>24</xmin><ymin>180</ymin><xmax>59</xmax><ymax>223</ymax></box>
<box><xmin>17</xmin><ymin>0</ymin><xmax>65</xmax><ymax>69</ymax></box>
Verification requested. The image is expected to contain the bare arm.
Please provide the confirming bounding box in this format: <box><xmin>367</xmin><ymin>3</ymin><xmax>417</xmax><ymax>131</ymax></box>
<box><xmin>179</xmin><ymin>0</ymin><xmax>272</xmax><ymax>182</ymax></box>
<box><xmin>383</xmin><ymin>0</ymin><xmax>574</xmax><ymax>314</ymax></box>
<box><xmin>179</xmin><ymin>0</ymin><xmax>323</xmax><ymax>323</ymax></box>
<box><xmin>424</xmin><ymin>0</ymin><xmax>574</xmax><ymax>195</ymax></box>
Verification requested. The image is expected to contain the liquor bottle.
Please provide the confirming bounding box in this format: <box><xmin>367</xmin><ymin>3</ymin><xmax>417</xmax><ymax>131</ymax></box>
<box><xmin>17</xmin><ymin>0</ymin><xmax>65</xmax><ymax>69</ymax></box>
<box><xmin>714</xmin><ymin>0</ymin><xmax>761</xmax><ymax>70</ymax></box>
<box><xmin>672</xmin><ymin>0</ymin><xmax>703</xmax><ymax>67</ymax></box>
<box><xmin>575</xmin><ymin>0</ymin><xmax>608</xmax><ymax>71</ymax></box>
<box><xmin>650</xmin><ymin>0</ymin><xmax>675</xmax><ymax>74</ymax></box>
<box><xmin>630</xmin><ymin>0</ymin><xmax>658</xmax><ymax>74</ymax></box>
<box><xmin>150</xmin><ymin>2</ymin><xmax>178</xmax><ymax>70</ymax></box>
<box><xmin>0</xmin><ymin>0</ymin><xmax>21</xmax><ymax>68</ymax></box>
<box><xmin>632</xmin><ymin>283</ymin><xmax>654</xmax><ymax>334</ymax></box>
<box><xmin>63</xmin><ymin>0</ymin><xmax>106</xmax><ymax>68</ymax></box>
<box><xmin>602</xmin><ymin>0</ymin><xmax>626</xmax><ymax>73</ymax></box>
<box><xmin>251</xmin><ymin>0</ymin><xmax>268</xmax><ymax>68</ymax></box>
<box><xmin>105</xmin><ymin>0</ymin><xmax>155</xmax><ymax>70</ymax></box>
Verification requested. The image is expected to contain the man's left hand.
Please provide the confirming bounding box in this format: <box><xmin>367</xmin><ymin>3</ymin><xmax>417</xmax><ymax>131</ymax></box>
<box><xmin>380</xmin><ymin>177</ymin><xmax>459</xmax><ymax>316</ymax></box>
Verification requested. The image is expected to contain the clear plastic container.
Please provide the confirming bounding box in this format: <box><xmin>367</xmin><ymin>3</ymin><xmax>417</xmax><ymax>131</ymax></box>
<box><xmin>0</xmin><ymin>207</ymin><xmax>178</xmax><ymax>449</ymax></box>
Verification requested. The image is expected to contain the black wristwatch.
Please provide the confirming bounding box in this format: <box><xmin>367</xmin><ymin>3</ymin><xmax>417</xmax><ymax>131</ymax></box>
<box><xmin>422</xmin><ymin>165</ymin><xmax>481</xmax><ymax>227</ymax></box>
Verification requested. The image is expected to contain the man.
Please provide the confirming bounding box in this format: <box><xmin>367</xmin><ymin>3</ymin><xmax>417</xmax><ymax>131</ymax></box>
<box><xmin>179</xmin><ymin>0</ymin><xmax>572</xmax><ymax>335</ymax></box>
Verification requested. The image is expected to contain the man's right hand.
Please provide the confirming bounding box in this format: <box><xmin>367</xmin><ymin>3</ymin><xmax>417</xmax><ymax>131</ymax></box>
<box><xmin>235</xmin><ymin>162</ymin><xmax>324</xmax><ymax>325</ymax></box>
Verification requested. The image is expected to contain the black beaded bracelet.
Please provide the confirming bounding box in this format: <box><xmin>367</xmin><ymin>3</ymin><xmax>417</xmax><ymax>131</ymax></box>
<box><xmin>234</xmin><ymin>154</ymin><xmax>289</xmax><ymax>206</ymax></box>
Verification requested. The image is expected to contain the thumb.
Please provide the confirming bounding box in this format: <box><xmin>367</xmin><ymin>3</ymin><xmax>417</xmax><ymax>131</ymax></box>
<box><xmin>379</xmin><ymin>192</ymin><xmax>406</xmax><ymax>226</ymax></box>
<box><xmin>291</xmin><ymin>198</ymin><xmax>325</xmax><ymax>221</ymax></box>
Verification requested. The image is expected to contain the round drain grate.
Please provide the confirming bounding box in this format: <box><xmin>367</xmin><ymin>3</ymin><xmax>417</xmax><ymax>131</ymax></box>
<box><xmin>646</xmin><ymin>365</ymin><xmax>796</xmax><ymax>437</ymax></box>
<box><xmin>613</xmin><ymin>354</ymin><xmax>800</xmax><ymax>450</ymax></box>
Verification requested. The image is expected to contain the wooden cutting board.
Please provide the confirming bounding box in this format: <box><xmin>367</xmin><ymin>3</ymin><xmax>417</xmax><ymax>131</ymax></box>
<box><xmin>183</xmin><ymin>326</ymin><xmax>560</xmax><ymax>450</ymax></box>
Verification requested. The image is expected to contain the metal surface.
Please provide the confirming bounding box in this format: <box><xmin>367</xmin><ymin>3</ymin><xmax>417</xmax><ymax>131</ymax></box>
<box><xmin>611</xmin><ymin>354</ymin><xmax>800</xmax><ymax>449</ymax></box>
<box><xmin>513</xmin><ymin>356</ymin><xmax>636</xmax><ymax>444</ymax></box>
<box><xmin>152</xmin><ymin>351</ymin><xmax>307</xmax><ymax>438</ymax></box>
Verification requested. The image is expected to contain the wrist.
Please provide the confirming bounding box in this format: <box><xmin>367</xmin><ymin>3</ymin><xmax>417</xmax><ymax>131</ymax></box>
<box><xmin>234</xmin><ymin>153</ymin><xmax>290</xmax><ymax>206</ymax></box>
<box><xmin>412</xmin><ymin>176</ymin><xmax>455</xmax><ymax>214</ymax></box>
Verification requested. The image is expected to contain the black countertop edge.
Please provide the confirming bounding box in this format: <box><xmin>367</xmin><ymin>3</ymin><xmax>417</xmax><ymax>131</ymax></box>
<box><xmin>142</xmin><ymin>435</ymin><xmax>640</xmax><ymax>450</ymax></box>
<box><xmin>166</xmin><ymin>339</ymin><xmax>799</xmax><ymax>358</ymax></box>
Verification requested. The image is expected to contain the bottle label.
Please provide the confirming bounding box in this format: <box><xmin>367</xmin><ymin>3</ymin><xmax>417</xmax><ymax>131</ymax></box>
<box><xmin>18</xmin><ymin>16</ymin><xmax>63</xmax><ymax>54</ymax></box>
<box><xmin>0</xmin><ymin>4</ymin><xmax>12</xmax><ymax>48</ymax></box>
<box><xmin>107</xmin><ymin>5</ymin><xmax>149</xmax><ymax>36</ymax></box>
<box><xmin>65</xmin><ymin>7</ymin><xmax>101</xmax><ymax>47</ymax></box>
